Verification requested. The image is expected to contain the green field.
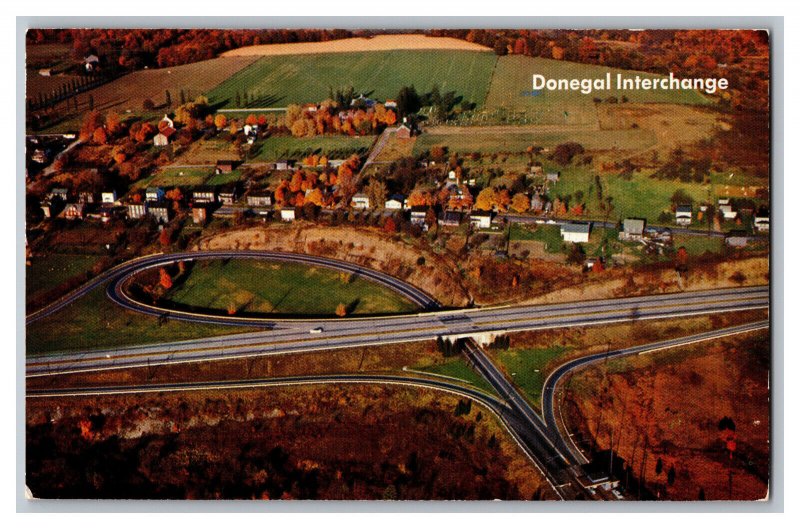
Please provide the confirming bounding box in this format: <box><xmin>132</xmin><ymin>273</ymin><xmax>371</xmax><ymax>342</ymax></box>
<box><xmin>492</xmin><ymin>345</ymin><xmax>568</xmax><ymax>409</ymax></box>
<box><xmin>413</xmin><ymin>357</ymin><xmax>496</xmax><ymax>395</ymax></box>
<box><xmin>26</xmin><ymin>287</ymin><xmax>252</xmax><ymax>355</ymax></box>
<box><xmin>207</xmin><ymin>50</ymin><xmax>497</xmax><ymax>109</ymax></box>
<box><xmin>26</xmin><ymin>254</ymin><xmax>100</xmax><ymax>301</ymax></box>
<box><xmin>414</xmin><ymin>128</ymin><xmax>657</xmax><ymax>155</ymax></box>
<box><xmin>144</xmin><ymin>167</ymin><xmax>213</xmax><ymax>188</ymax></box>
<box><xmin>479</xmin><ymin>55</ymin><xmax>711</xmax><ymax>126</ymax></box>
<box><xmin>161</xmin><ymin>259</ymin><xmax>417</xmax><ymax>317</ymax></box>
<box><xmin>250</xmin><ymin>135</ymin><xmax>375</xmax><ymax>161</ymax></box>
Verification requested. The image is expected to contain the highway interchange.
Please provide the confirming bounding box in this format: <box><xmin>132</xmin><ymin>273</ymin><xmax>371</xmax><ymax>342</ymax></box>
<box><xmin>26</xmin><ymin>250</ymin><xmax>770</xmax><ymax>500</ymax></box>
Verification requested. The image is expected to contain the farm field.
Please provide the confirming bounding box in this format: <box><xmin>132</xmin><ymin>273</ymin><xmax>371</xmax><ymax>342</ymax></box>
<box><xmin>249</xmin><ymin>135</ymin><xmax>375</xmax><ymax>162</ymax></box>
<box><xmin>207</xmin><ymin>50</ymin><xmax>497</xmax><ymax>110</ymax></box>
<box><xmin>160</xmin><ymin>258</ymin><xmax>418</xmax><ymax>317</ymax></box>
<box><xmin>480</xmin><ymin>55</ymin><xmax>712</xmax><ymax>126</ymax></box>
<box><xmin>415</xmin><ymin>126</ymin><xmax>657</xmax><ymax>155</ymax></box>
<box><xmin>222</xmin><ymin>34</ymin><xmax>493</xmax><ymax>57</ymax></box>
<box><xmin>26</xmin><ymin>254</ymin><xmax>100</xmax><ymax>301</ymax></box>
<box><xmin>141</xmin><ymin>166</ymin><xmax>213</xmax><ymax>188</ymax></box>
<box><xmin>26</xmin><ymin>287</ymin><xmax>252</xmax><ymax>355</ymax></box>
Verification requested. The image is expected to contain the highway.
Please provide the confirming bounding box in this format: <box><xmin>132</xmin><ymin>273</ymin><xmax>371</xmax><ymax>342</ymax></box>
<box><xmin>540</xmin><ymin>319</ymin><xmax>771</xmax><ymax>465</ymax></box>
<box><xmin>26</xmin><ymin>283</ymin><xmax>768</xmax><ymax>377</ymax></box>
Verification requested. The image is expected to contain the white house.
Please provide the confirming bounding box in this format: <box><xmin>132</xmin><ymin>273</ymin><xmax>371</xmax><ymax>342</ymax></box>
<box><xmin>247</xmin><ymin>194</ymin><xmax>272</xmax><ymax>207</ymax></box>
<box><xmin>561</xmin><ymin>222</ymin><xmax>591</xmax><ymax>243</ymax></box>
<box><xmin>469</xmin><ymin>211</ymin><xmax>493</xmax><ymax>230</ymax></box>
<box><xmin>127</xmin><ymin>203</ymin><xmax>147</xmax><ymax>219</ymax></box>
<box><xmin>410</xmin><ymin>206</ymin><xmax>428</xmax><ymax>228</ymax></box>
<box><xmin>620</xmin><ymin>218</ymin><xmax>645</xmax><ymax>241</ymax></box>
<box><xmin>385</xmin><ymin>195</ymin><xmax>404</xmax><ymax>210</ymax></box>
<box><xmin>675</xmin><ymin>204</ymin><xmax>693</xmax><ymax>226</ymax></box>
<box><xmin>719</xmin><ymin>204</ymin><xmax>738</xmax><ymax>220</ymax></box>
<box><xmin>101</xmin><ymin>191</ymin><xmax>117</xmax><ymax>204</ymax></box>
<box><xmin>754</xmin><ymin>214</ymin><xmax>769</xmax><ymax>232</ymax></box>
<box><xmin>280</xmin><ymin>208</ymin><xmax>296</xmax><ymax>222</ymax></box>
<box><xmin>351</xmin><ymin>193</ymin><xmax>370</xmax><ymax>209</ymax></box>
<box><xmin>145</xmin><ymin>187</ymin><xmax>165</xmax><ymax>202</ymax></box>
<box><xmin>153</xmin><ymin>132</ymin><xmax>170</xmax><ymax>147</ymax></box>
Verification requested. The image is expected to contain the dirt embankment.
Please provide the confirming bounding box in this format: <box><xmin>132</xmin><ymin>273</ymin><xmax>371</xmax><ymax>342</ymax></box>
<box><xmin>27</xmin><ymin>385</ymin><xmax>555</xmax><ymax>500</ymax></box>
<box><xmin>194</xmin><ymin>225</ymin><xmax>472</xmax><ymax>307</ymax></box>
<box><xmin>221</xmin><ymin>34</ymin><xmax>492</xmax><ymax>57</ymax></box>
<box><xmin>563</xmin><ymin>330</ymin><xmax>770</xmax><ymax>500</ymax></box>
<box><xmin>523</xmin><ymin>255</ymin><xmax>769</xmax><ymax>306</ymax></box>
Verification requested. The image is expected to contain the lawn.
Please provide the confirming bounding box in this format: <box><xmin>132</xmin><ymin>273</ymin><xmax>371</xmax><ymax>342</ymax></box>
<box><xmin>510</xmin><ymin>224</ymin><xmax>563</xmax><ymax>253</ymax></box>
<box><xmin>412</xmin><ymin>357</ymin><xmax>497</xmax><ymax>395</ymax></box>
<box><xmin>26</xmin><ymin>254</ymin><xmax>100</xmax><ymax>301</ymax></box>
<box><xmin>207</xmin><ymin>50</ymin><xmax>497</xmax><ymax>109</ymax></box>
<box><xmin>160</xmin><ymin>258</ymin><xmax>418</xmax><ymax>317</ymax></box>
<box><xmin>205</xmin><ymin>169</ymin><xmax>244</xmax><ymax>186</ymax></box>
<box><xmin>144</xmin><ymin>167</ymin><xmax>213</xmax><ymax>188</ymax></box>
<box><xmin>249</xmin><ymin>135</ymin><xmax>375</xmax><ymax>161</ymax></box>
<box><xmin>26</xmin><ymin>287</ymin><xmax>253</xmax><ymax>355</ymax></box>
<box><xmin>492</xmin><ymin>345</ymin><xmax>568</xmax><ymax>409</ymax></box>
<box><xmin>672</xmin><ymin>234</ymin><xmax>724</xmax><ymax>256</ymax></box>
<box><xmin>479</xmin><ymin>55</ymin><xmax>711</xmax><ymax>125</ymax></box>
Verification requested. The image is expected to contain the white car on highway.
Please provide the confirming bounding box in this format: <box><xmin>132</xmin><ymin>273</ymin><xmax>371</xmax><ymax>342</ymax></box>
<box><xmin>310</xmin><ymin>327</ymin><xmax>324</xmax><ymax>334</ymax></box>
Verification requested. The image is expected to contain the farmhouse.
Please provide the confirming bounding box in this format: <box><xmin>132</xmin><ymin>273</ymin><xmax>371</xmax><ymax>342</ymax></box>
<box><xmin>101</xmin><ymin>191</ymin><xmax>117</xmax><ymax>204</ymax></box>
<box><xmin>675</xmin><ymin>204</ymin><xmax>693</xmax><ymax>226</ymax></box>
<box><xmin>280</xmin><ymin>208</ymin><xmax>296</xmax><ymax>222</ymax></box>
<box><xmin>385</xmin><ymin>194</ymin><xmax>405</xmax><ymax>210</ymax></box>
<box><xmin>719</xmin><ymin>204</ymin><xmax>737</xmax><ymax>220</ymax></box>
<box><xmin>127</xmin><ymin>203</ymin><xmax>147</xmax><ymax>220</ymax></box>
<box><xmin>469</xmin><ymin>210</ymin><xmax>493</xmax><ymax>229</ymax></box>
<box><xmin>561</xmin><ymin>222</ymin><xmax>591</xmax><ymax>243</ymax></box>
<box><xmin>619</xmin><ymin>218</ymin><xmax>646</xmax><ymax>241</ymax></box>
<box><xmin>530</xmin><ymin>193</ymin><xmax>544</xmax><ymax>213</ymax></box>
<box><xmin>246</xmin><ymin>193</ymin><xmax>272</xmax><ymax>207</ymax></box>
<box><xmin>351</xmin><ymin>193</ymin><xmax>370</xmax><ymax>209</ymax></box>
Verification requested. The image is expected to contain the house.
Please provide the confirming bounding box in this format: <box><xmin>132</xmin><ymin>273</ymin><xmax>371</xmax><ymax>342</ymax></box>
<box><xmin>101</xmin><ymin>191</ymin><xmax>117</xmax><ymax>204</ymax></box>
<box><xmin>530</xmin><ymin>193</ymin><xmax>544</xmax><ymax>213</ymax></box>
<box><xmin>753</xmin><ymin>212</ymin><xmax>770</xmax><ymax>232</ymax></box>
<box><xmin>49</xmin><ymin>188</ymin><xmax>69</xmax><ymax>202</ymax></box>
<box><xmin>84</xmin><ymin>54</ymin><xmax>99</xmax><ymax>72</ymax></box>
<box><xmin>127</xmin><ymin>203</ymin><xmax>147</xmax><ymax>219</ymax></box>
<box><xmin>40</xmin><ymin>197</ymin><xmax>63</xmax><ymax>219</ymax></box>
<box><xmin>148</xmin><ymin>202</ymin><xmax>170</xmax><ymax>224</ymax></box>
<box><xmin>619</xmin><ymin>218</ymin><xmax>646</xmax><ymax>241</ymax></box>
<box><xmin>546</xmin><ymin>172</ymin><xmax>560</xmax><ymax>183</ymax></box>
<box><xmin>351</xmin><ymin>193</ymin><xmax>370</xmax><ymax>209</ymax></box>
<box><xmin>78</xmin><ymin>191</ymin><xmax>95</xmax><ymax>204</ymax></box>
<box><xmin>219</xmin><ymin>190</ymin><xmax>237</xmax><ymax>205</ymax></box>
<box><xmin>396</xmin><ymin>124</ymin><xmax>412</xmax><ymax>139</ymax></box>
<box><xmin>561</xmin><ymin>222</ymin><xmax>591</xmax><ymax>243</ymax></box>
<box><xmin>215</xmin><ymin>160</ymin><xmax>237</xmax><ymax>174</ymax></box>
<box><xmin>160</xmin><ymin>114</ymin><xmax>174</xmax><ymax>129</ymax></box>
<box><xmin>60</xmin><ymin>203</ymin><xmax>85</xmax><ymax>220</ymax></box>
<box><xmin>192</xmin><ymin>206</ymin><xmax>208</xmax><ymax>225</ymax></box>
<box><xmin>719</xmin><ymin>203</ymin><xmax>737</xmax><ymax>220</ymax></box>
<box><xmin>385</xmin><ymin>194</ymin><xmax>405</xmax><ymax>210</ymax></box>
<box><xmin>192</xmin><ymin>188</ymin><xmax>216</xmax><ymax>204</ymax></box>
<box><xmin>410</xmin><ymin>206</ymin><xmax>428</xmax><ymax>228</ymax></box>
<box><xmin>469</xmin><ymin>210</ymin><xmax>493</xmax><ymax>229</ymax></box>
<box><xmin>275</xmin><ymin>159</ymin><xmax>295</xmax><ymax>171</ymax></box>
<box><xmin>438</xmin><ymin>210</ymin><xmax>462</xmax><ymax>227</ymax></box>
<box><xmin>302</xmin><ymin>103</ymin><xmax>318</xmax><ymax>113</ymax></box>
<box><xmin>675</xmin><ymin>204</ymin><xmax>693</xmax><ymax>226</ymax></box>
<box><xmin>153</xmin><ymin>128</ymin><xmax>176</xmax><ymax>146</ymax></box>
<box><xmin>384</xmin><ymin>99</ymin><xmax>398</xmax><ymax>109</ymax></box>
<box><xmin>280</xmin><ymin>208</ymin><xmax>296</xmax><ymax>222</ymax></box>
<box><xmin>145</xmin><ymin>187</ymin><xmax>165</xmax><ymax>202</ymax></box>
<box><xmin>247</xmin><ymin>193</ymin><xmax>272</xmax><ymax>207</ymax></box>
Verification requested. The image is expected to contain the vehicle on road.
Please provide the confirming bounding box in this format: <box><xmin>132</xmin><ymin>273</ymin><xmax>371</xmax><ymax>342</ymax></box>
<box><xmin>310</xmin><ymin>327</ymin><xmax>324</xmax><ymax>334</ymax></box>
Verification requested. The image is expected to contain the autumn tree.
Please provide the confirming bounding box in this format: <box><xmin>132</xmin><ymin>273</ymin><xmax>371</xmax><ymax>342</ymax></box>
<box><xmin>475</xmin><ymin>188</ymin><xmax>497</xmax><ymax>211</ymax></box>
<box><xmin>511</xmin><ymin>192</ymin><xmax>530</xmax><ymax>213</ymax></box>
<box><xmin>364</xmin><ymin>178</ymin><xmax>388</xmax><ymax>210</ymax></box>
<box><xmin>92</xmin><ymin>127</ymin><xmax>108</xmax><ymax>145</ymax></box>
<box><xmin>79</xmin><ymin>111</ymin><xmax>103</xmax><ymax>141</ymax></box>
<box><xmin>105</xmin><ymin>111</ymin><xmax>122</xmax><ymax>136</ymax></box>
<box><xmin>159</xmin><ymin>229</ymin><xmax>171</xmax><ymax>248</ymax></box>
<box><xmin>335</xmin><ymin>303</ymin><xmax>347</xmax><ymax>317</ymax></box>
<box><xmin>158</xmin><ymin>267</ymin><xmax>173</xmax><ymax>288</ymax></box>
<box><xmin>214</xmin><ymin>114</ymin><xmax>227</xmax><ymax>130</ymax></box>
